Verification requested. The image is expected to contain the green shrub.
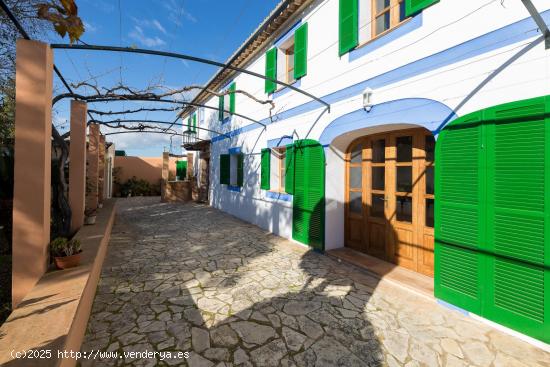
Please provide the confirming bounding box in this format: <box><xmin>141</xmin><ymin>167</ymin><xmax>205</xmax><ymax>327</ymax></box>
<box><xmin>120</xmin><ymin>176</ymin><xmax>160</xmax><ymax>197</ymax></box>
<box><xmin>49</xmin><ymin>237</ymin><xmax>82</xmax><ymax>257</ymax></box>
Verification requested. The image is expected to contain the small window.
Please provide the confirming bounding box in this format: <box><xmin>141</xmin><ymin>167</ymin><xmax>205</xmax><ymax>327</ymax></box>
<box><xmin>373</xmin><ymin>0</ymin><xmax>407</xmax><ymax>37</ymax></box>
<box><xmin>277</xmin><ymin>36</ymin><xmax>296</xmax><ymax>88</ymax></box>
<box><xmin>270</xmin><ymin>147</ymin><xmax>286</xmax><ymax>192</ymax></box>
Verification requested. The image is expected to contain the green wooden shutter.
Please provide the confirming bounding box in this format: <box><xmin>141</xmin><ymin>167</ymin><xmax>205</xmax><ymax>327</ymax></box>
<box><xmin>294</xmin><ymin>23</ymin><xmax>308</xmax><ymax>80</ymax></box>
<box><xmin>218</xmin><ymin>95</ymin><xmax>224</xmax><ymax>121</ymax></box>
<box><xmin>265</xmin><ymin>48</ymin><xmax>278</xmax><ymax>94</ymax></box>
<box><xmin>435</xmin><ymin>95</ymin><xmax>550</xmax><ymax>344</ymax></box>
<box><xmin>483</xmin><ymin>96</ymin><xmax>549</xmax><ymax>343</ymax></box>
<box><xmin>285</xmin><ymin>143</ymin><xmax>295</xmax><ymax>194</ymax></box>
<box><xmin>193</xmin><ymin>114</ymin><xmax>197</xmax><ymax>133</ymax></box>
<box><xmin>435</xmin><ymin>111</ymin><xmax>485</xmax><ymax>314</ymax></box>
<box><xmin>260</xmin><ymin>148</ymin><xmax>271</xmax><ymax>190</ymax></box>
<box><xmin>338</xmin><ymin>0</ymin><xmax>358</xmax><ymax>56</ymax></box>
<box><xmin>187</xmin><ymin>117</ymin><xmax>191</xmax><ymax>132</ymax></box>
<box><xmin>237</xmin><ymin>153</ymin><xmax>244</xmax><ymax>187</ymax></box>
<box><xmin>405</xmin><ymin>0</ymin><xmax>439</xmax><ymax>17</ymax></box>
<box><xmin>292</xmin><ymin>140</ymin><xmax>325</xmax><ymax>251</ymax></box>
<box><xmin>229</xmin><ymin>82</ymin><xmax>236</xmax><ymax>114</ymax></box>
<box><xmin>219</xmin><ymin>154</ymin><xmax>230</xmax><ymax>185</ymax></box>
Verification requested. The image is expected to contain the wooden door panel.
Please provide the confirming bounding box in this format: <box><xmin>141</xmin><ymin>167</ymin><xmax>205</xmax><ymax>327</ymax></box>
<box><xmin>367</xmin><ymin>222</ymin><xmax>386</xmax><ymax>259</ymax></box>
<box><xmin>418</xmin><ymin>232</ymin><xmax>434</xmax><ymax>276</ymax></box>
<box><xmin>393</xmin><ymin>227</ymin><xmax>416</xmax><ymax>270</ymax></box>
<box><xmin>347</xmin><ymin>217</ymin><xmax>363</xmax><ymax>249</ymax></box>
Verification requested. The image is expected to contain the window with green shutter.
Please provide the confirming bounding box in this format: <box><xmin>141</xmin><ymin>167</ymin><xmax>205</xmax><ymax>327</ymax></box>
<box><xmin>405</xmin><ymin>0</ymin><xmax>439</xmax><ymax>17</ymax></box>
<box><xmin>229</xmin><ymin>82</ymin><xmax>236</xmax><ymax>114</ymax></box>
<box><xmin>237</xmin><ymin>153</ymin><xmax>244</xmax><ymax>187</ymax></box>
<box><xmin>218</xmin><ymin>95</ymin><xmax>224</xmax><ymax>122</ymax></box>
<box><xmin>435</xmin><ymin>95</ymin><xmax>550</xmax><ymax>344</ymax></box>
<box><xmin>265</xmin><ymin>48</ymin><xmax>278</xmax><ymax>94</ymax></box>
<box><xmin>339</xmin><ymin>0</ymin><xmax>358</xmax><ymax>56</ymax></box>
<box><xmin>260</xmin><ymin>148</ymin><xmax>271</xmax><ymax>190</ymax></box>
<box><xmin>294</xmin><ymin>23</ymin><xmax>308</xmax><ymax>80</ymax></box>
<box><xmin>291</xmin><ymin>139</ymin><xmax>325</xmax><ymax>251</ymax></box>
<box><xmin>220</xmin><ymin>154</ymin><xmax>230</xmax><ymax>185</ymax></box>
<box><xmin>193</xmin><ymin>113</ymin><xmax>197</xmax><ymax>133</ymax></box>
<box><xmin>285</xmin><ymin>144</ymin><xmax>295</xmax><ymax>195</ymax></box>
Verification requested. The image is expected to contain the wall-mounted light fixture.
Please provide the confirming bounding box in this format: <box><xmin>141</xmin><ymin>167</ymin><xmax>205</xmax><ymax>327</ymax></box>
<box><xmin>363</xmin><ymin>87</ymin><xmax>374</xmax><ymax>112</ymax></box>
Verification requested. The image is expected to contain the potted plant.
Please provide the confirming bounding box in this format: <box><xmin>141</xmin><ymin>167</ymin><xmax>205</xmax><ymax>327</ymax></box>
<box><xmin>84</xmin><ymin>207</ymin><xmax>97</xmax><ymax>225</ymax></box>
<box><xmin>50</xmin><ymin>237</ymin><xmax>82</xmax><ymax>269</ymax></box>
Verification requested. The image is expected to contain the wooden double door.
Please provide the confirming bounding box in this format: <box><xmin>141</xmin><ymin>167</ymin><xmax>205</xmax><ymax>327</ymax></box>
<box><xmin>345</xmin><ymin>128</ymin><xmax>435</xmax><ymax>277</ymax></box>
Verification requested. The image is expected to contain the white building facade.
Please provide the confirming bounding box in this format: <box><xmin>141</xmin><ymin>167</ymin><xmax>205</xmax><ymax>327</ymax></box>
<box><xmin>183</xmin><ymin>0</ymin><xmax>550</xmax><ymax>344</ymax></box>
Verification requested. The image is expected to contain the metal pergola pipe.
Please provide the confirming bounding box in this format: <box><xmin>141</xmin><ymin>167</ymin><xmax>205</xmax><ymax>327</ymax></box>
<box><xmin>104</xmin><ymin>130</ymin><xmax>207</xmax><ymax>143</ymax></box>
<box><xmin>49</xmin><ymin>43</ymin><xmax>331</xmax><ymax>111</ymax></box>
<box><xmin>54</xmin><ymin>95</ymin><xmax>266</xmax><ymax>127</ymax></box>
<box><xmin>90</xmin><ymin>119</ymin><xmax>231</xmax><ymax>139</ymax></box>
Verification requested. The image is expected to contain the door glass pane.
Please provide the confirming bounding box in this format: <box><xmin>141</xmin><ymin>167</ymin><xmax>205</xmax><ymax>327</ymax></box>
<box><xmin>426</xmin><ymin>166</ymin><xmax>434</xmax><ymax>195</ymax></box>
<box><xmin>375</xmin><ymin>12</ymin><xmax>390</xmax><ymax>35</ymax></box>
<box><xmin>371</xmin><ymin>194</ymin><xmax>385</xmax><ymax>218</ymax></box>
<box><xmin>396</xmin><ymin>166</ymin><xmax>412</xmax><ymax>192</ymax></box>
<box><xmin>372</xmin><ymin>167</ymin><xmax>385</xmax><ymax>190</ymax></box>
<box><xmin>349</xmin><ymin>166</ymin><xmax>362</xmax><ymax>189</ymax></box>
<box><xmin>426</xmin><ymin>198</ymin><xmax>434</xmax><ymax>227</ymax></box>
<box><xmin>396</xmin><ymin>136</ymin><xmax>413</xmax><ymax>162</ymax></box>
<box><xmin>372</xmin><ymin>139</ymin><xmax>385</xmax><ymax>163</ymax></box>
<box><xmin>349</xmin><ymin>191</ymin><xmax>362</xmax><ymax>214</ymax></box>
<box><xmin>425</xmin><ymin>135</ymin><xmax>435</xmax><ymax>162</ymax></box>
<box><xmin>396</xmin><ymin>196</ymin><xmax>412</xmax><ymax>222</ymax></box>
<box><xmin>350</xmin><ymin>143</ymin><xmax>363</xmax><ymax>163</ymax></box>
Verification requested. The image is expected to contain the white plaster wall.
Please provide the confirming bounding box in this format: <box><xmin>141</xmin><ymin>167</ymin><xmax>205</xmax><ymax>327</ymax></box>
<box><xmin>197</xmin><ymin>0</ymin><xmax>550</xmax><ymax>247</ymax></box>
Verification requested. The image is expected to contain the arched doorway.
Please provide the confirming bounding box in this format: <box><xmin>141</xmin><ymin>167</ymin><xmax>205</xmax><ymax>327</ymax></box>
<box><xmin>345</xmin><ymin>128</ymin><xmax>435</xmax><ymax>277</ymax></box>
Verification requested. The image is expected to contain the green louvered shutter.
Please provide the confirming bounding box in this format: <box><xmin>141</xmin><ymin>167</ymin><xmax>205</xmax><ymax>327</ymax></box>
<box><xmin>219</xmin><ymin>154</ymin><xmax>230</xmax><ymax>185</ymax></box>
<box><xmin>292</xmin><ymin>140</ymin><xmax>325</xmax><ymax>251</ymax></box>
<box><xmin>435</xmin><ymin>111</ymin><xmax>485</xmax><ymax>314</ymax></box>
<box><xmin>237</xmin><ymin>153</ymin><xmax>244</xmax><ymax>187</ymax></box>
<box><xmin>294</xmin><ymin>23</ymin><xmax>308</xmax><ymax>80</ymax></box>
<box><xmin>187</xmin><ymin>117</ymin><xmax>191</xmax><ymax>132</ymax></box>
<box><xmin>338</xmin><ymin>0</ymin><xmax>358</xmax><ymax>56</ymax></box>
<box><xmin>483</xmin><ymin>96</ymin><xmax>549</xmax><ymax>343</ymax></box>
<box><xmin>229</xmin><ymin>82</ymin><xmax>236</xmax><ymax>114</ymax></box>
<box><xmin>218</xmin><ymin>95</ymin><xmax>224</xmax><ymax>121</ymax></box>
<box><xmin>285</xmin><ymin>143</ymin><xmax>295</xmax><ymax>194</ymax></box>
<box><xmin>193</xmin><ymin>114</ymin><xmax>197</xmax><ymax>133</ymax></box>
<box><xmin>405</xmin><ymin>0</ymin><xmax>439</xmax><ymax>17</ymax></box>
<box><xmin>265</xmin><ymin>48</ymin><xmax>278</xmax><ymax>94</ymax></box>
<box><xmin>260</xmin><ymin>148</ymin><xmax>271</xmax><ymax>190</ymax></box>
<box><xmin>435</xmin><ymin>95</ymin><xmax>550</xmax><ymax>344</ymax></box>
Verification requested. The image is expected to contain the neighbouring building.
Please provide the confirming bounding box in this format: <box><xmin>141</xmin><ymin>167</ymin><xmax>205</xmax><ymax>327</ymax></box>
<box><xmin>182</xmin><ymin>0</ymin><xmax>549</xmax><ymax>344</ymax></box>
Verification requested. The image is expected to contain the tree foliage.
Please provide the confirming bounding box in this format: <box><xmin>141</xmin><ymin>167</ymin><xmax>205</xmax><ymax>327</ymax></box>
<box><xmin>37</xmin><ymin>0</ymin><xmax>84</xmax><ymax>44</ymax></box>
<box><xmin>0</xmin><ymin>0</ymin><xmax>85</xmax><ymax>143</ymax></box>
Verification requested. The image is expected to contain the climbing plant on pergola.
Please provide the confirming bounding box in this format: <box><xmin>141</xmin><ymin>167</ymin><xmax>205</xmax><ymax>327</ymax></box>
<box><xmin>2</xmin><ymin>0</ymin><xmax>331</xmax><ymax>236</ymax></box>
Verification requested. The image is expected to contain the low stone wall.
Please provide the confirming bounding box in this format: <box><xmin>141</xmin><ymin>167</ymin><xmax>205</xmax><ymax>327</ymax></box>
<box><xmin>161</xmin><ymin>181</ymin><xmax>191</xmax><ymax>203</ymax></box>
<box><xmin>0</xmin><ymin>199</ymin><xmax>117</xmax><ymax>367</ymax></box>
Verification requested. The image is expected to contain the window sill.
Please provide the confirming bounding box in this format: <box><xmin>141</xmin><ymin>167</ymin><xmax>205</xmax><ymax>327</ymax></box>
<box><xmin>271</xmin><ymin>78</ymin><xmax>302</xmax><ymax>99</ymax></box>
<box><xmin>349</xmin><ymin>13</ymin><xmax>422</xmax><ymax>62</ymax></box>
<box><xmin>266</xmin><ymin>191</ymin><xmax>292</xmax><ymax>202</ymax></box>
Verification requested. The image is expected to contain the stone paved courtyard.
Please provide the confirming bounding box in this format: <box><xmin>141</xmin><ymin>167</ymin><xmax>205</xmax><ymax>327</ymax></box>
<box><xmin>81</xmin><ymin>197</ymin><xmax>550</xmax><ymax>367</ymax></box>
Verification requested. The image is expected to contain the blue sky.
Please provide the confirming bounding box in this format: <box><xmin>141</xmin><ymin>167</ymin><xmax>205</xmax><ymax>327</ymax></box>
<box><xmin>52</xmin><ymin>0</ymin><xmax>280</xmax><ymax>156</ymax></box>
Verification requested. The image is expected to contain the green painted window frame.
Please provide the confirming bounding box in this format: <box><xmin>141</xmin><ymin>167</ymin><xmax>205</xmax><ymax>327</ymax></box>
<box><xmin>294</xmin><ymin>23</ymin><xmax>308</xmax><ymax>80</ymax></box>
<box><xmin>229</xmin><ymin>82</ymin><xmax>236</xmax><ymax>114</ymax></box>
<box><xmin>260</xmin><ymin>148</ymin><xmax>271</xmax><ymax>190</ymax></box>
<box><xmin>285</xmin><ymin>144</ymin><xmax>295</xmax><ymax>195</ymax></box>
<box><xmin>338</xmin><ymin>0</ymin><xmax>358</xmax><ymax>56</ymax></box>
<box><xmin>236</xmin><ymin>153</ymin><xmax>244</xmax><ymax>187</ymax></box>
<box><xmin>265</xmin><ymin>48</ymin><xmax>278</xmax><ymax>94</ymax></box>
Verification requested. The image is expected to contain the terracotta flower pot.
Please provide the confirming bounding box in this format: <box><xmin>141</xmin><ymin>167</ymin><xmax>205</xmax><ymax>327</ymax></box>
<box><xmin>84</xmin><ymin>215</ymin><xmax>96</xmax><ymax>225</ymax></box>
<box><xmin>54</xmin><ymin>252</ymin><xmax>82</xmax><ymax>270</ymax></box>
